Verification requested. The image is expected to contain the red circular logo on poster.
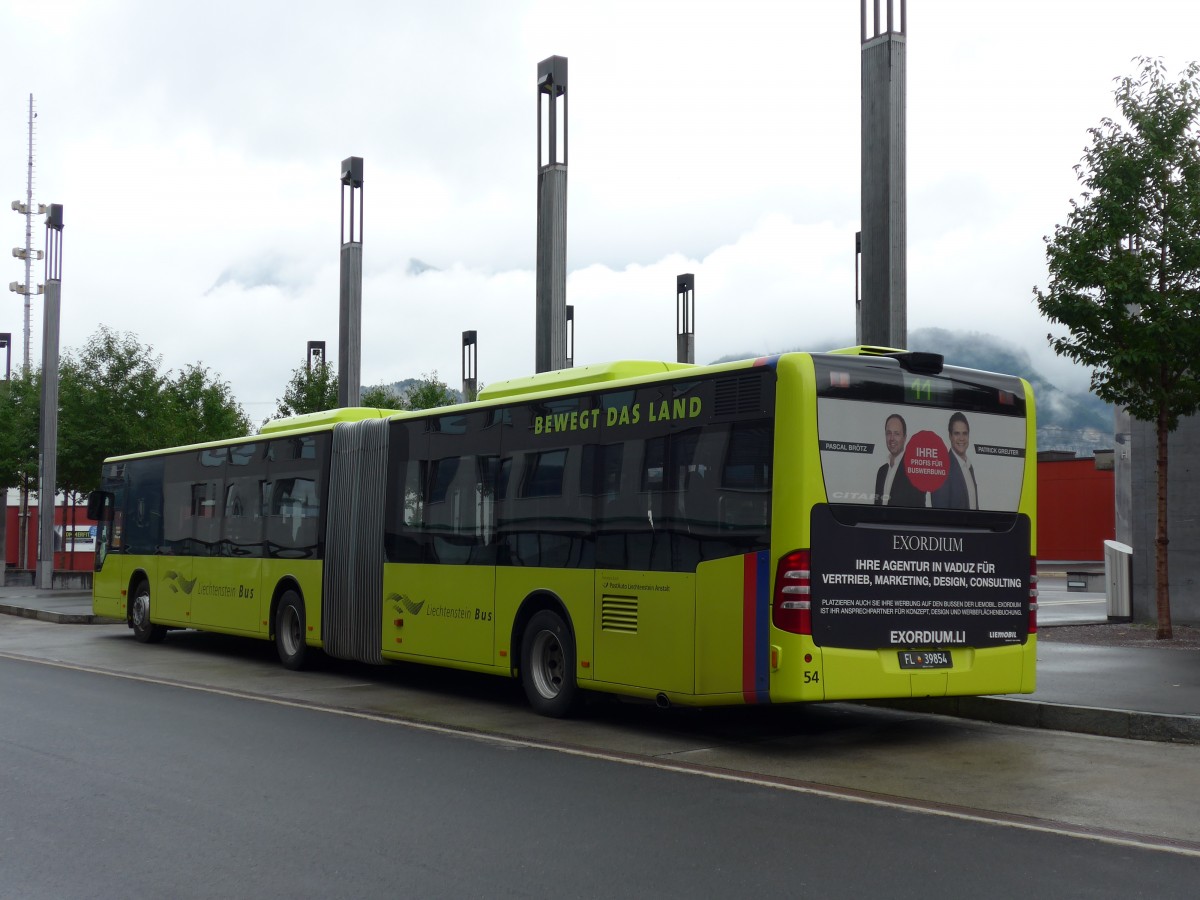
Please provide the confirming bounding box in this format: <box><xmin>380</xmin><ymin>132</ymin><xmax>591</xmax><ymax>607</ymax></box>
<box><xmin>904</xmin><ymin>430</ymin><xmax>950</xmax><ymax>493</ymax></box>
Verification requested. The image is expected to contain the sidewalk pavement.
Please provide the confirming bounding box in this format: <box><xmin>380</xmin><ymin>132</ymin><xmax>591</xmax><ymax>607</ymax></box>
<box><xmin>1</xmin><ymin>584</ymin><xmax>1197</xmax><ymax>744</ymax></box>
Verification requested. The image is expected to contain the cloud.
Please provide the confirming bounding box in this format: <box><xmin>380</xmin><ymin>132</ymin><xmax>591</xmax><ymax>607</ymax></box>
<box><xmin>7</xmin><ymin>0</ymin><xmax>1193</xmax><ymax>419</ymax></box>
<box><xmin>206</xmin><ymin>253</ymin><xmax>321</xmax><ymax>295</ymax></box>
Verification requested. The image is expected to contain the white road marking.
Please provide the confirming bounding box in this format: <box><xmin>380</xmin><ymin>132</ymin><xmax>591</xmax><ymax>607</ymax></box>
<box><xmin>5</xmin><ymin>649</ymin><xmax>1199</xmax><ymax>859</ymax></box>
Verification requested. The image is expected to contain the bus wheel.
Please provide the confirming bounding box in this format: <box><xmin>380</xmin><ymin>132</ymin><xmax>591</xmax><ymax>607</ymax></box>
<box><xmin>275</xmin><ymin>590</ymin><xmax>308</xmax><ymax>671</ymax></box>
<box><xmin>520</xmin><ymin>610</ymin><xmax>579</xmax><ymax>718</ymax></box>
<box><xmin>129</xmin><ymin>580</ymin><xmax>166</xmax><ymax>644</ymax></box>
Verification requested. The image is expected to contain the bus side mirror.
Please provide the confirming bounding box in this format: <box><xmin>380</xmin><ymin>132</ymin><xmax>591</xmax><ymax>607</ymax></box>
<box><xmin>87</xmin><ymin>491</ymin><xmax>111</xmax><ymax>520</ymax></box>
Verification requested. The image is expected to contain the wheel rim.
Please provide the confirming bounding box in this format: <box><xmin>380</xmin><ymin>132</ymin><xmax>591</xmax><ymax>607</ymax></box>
<box><xmin>280</xmin><ymin>606</ymin><xmax>301</xmax><ymax>657</ymax></box>
<box><xmin>530</xmin><ymin>629</ymin><xmax>564</xmax><ymax>699</ymax></box>
<box><xmin>131</xmin><ymin>591</ymin><xmax>150</xmax><ymax>628</ymax></box>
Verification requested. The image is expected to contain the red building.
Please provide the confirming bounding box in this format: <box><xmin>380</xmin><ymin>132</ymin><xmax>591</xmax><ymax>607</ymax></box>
<box><xmin>1037</xmin><ymin>453</ymin><xmax>1115</xmax><ymax>562</ymax></box>
<box><xmin>4</xmin><ymin>503</ymin><xmax>97</xmax><ymax>573</ymax></box>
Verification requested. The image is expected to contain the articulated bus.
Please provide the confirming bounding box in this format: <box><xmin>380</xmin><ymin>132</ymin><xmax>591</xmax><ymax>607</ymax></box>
<box><xmin>88</xmin><ymin>347</ymin><xmax>1037</xmax><ymax>716</ymax></box>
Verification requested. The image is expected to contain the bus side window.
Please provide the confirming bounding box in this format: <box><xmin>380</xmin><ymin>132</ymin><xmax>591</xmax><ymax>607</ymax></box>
<box><xmin>265</xmin><ymin>434</ymin><xmax>326</xmax><ymax>559</ymax></box>
<box><xmin>384</xmin><ymin>419</ymin><xmax>427</xmax><ymax>564</ymax></box>
<box><xmin>425</xmin><ymin>412</ymin><xmax>495</xmax><ymax>565</ymax></box>
<box><xmin>497</xmin><ymin>399</ymin><xmax>592</xmax><ymax>569</ymax></box>
<box><xmin>191</xmin><ymin>446</ymin><xmax>227</xmax><ymax>557</ymax></box>
<box><xmin>123</xmin><ymin>457</ymin><xmax>164</xmax><ymax>555</ymax></box>
<box><xmin>713</xmin><ymin>421</ymin><xmax>773</xmax><ymax>554</ymax></box>
<box><xmin>223</xmin><ymin>443</ymin><xmax>264</xmax><ymax>558</ymax></box>
<box><xmin>162</xmin><ymin>453</ymin><xmax>194</xmax><ymax>556</ymax></box>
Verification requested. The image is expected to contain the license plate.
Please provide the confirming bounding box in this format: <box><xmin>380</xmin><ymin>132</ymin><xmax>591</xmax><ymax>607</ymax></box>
<box><xmin>898</xmin><ymin>650</ymin><xmax>952</xmax><ymax>670</ymax></box>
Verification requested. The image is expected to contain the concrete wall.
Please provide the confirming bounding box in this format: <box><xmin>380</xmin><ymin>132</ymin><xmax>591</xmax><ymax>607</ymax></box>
<box><xmin>2</xmin><ymin>568</ymin><xmax>90</xmax><ymax>589</ymax></box>
<box><xmin>1131</xmin><ymin>416</ymin><xmax>1200</xmax><ymax>625</ymax></box>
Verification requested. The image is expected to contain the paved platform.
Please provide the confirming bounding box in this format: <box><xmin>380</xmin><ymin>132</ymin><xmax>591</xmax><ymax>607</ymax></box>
<box><xmin>0</xmin><ymin>586</ymin><xmax>116</xmax><ymax>625</ymax></box>
<box><xmin>2</xmin><ymin>582</ymin><xmax>1197</xmax><ymax>744</ymax></box>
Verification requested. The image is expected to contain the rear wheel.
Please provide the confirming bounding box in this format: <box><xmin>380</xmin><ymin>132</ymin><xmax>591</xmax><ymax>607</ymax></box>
<box><xmin>275</xmin><ymin>590</ymin><xmax>308</xmax><ymax>670</ymax></box>
<box><xmin>520</xmin><ymin>610</ymin><xmax>579</xmax><ymax>718</ymax></box>
<box><xmin>129</xmin><ymin>579</ymin><xmax>166</xmax><ymax>643</ymax></box>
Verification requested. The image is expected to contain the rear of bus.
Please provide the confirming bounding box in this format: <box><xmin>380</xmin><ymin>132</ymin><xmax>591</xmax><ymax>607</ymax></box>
<box><xmin>769</xmin><ymin>350</ymin><xmax>1036</xmax><ymax>702</ymax></box>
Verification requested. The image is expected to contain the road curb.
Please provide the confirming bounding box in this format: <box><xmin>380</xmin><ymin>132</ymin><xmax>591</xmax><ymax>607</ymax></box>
<box><xmin>866</xmin><ymin>696</ymin><xmax>1200</xmax><ymax>745</ymax></box>
<box><xmin>0</xmin><ymin>604</ymin><xmax>122</xmax><ymax>626</ymax></box>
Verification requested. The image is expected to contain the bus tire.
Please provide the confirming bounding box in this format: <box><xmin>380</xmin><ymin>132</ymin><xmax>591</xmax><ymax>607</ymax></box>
<box><xmin>520</xmin><ymin>609</ymin><xmax>579</xmax><ymax>718</ymax></box>
<box><xmin>275</xmin><ymin>590</ymin><xmax>308</xmax><ymax>671</ymax></box>
<box><xmin>129</xmin><ymin>579</ymin><xmax>166</xmax><ymax>644</ymax></box>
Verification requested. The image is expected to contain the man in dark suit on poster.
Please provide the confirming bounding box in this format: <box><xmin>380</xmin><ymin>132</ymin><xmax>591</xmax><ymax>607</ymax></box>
<box><xmin>932</xmin><ymin>411</ymin><xmax>978</xmax><ymax>510</ymax></box>
<box><xmin>875</xmin><ymin>413</ymin><xmax>925</xmax><ymax>507</ymax></box>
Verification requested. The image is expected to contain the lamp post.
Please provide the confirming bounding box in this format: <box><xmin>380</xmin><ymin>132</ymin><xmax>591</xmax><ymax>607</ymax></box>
<box><xmin>676</xmin><ymin>274</ymin><xmax>695</xmax><ymax>364</ymax></box>
<box><xmin>535</xmin><ymin>55</ymin><xmax>569</xmax><ymax>373</ymax></box>
<box><xmin>462</xmin><ymin>331</ymin><xmax>478</xmax><ymax>403</ymax></box>
<box><xmin>859</xmin><ymin>0</ymin><xmax>907</xmax><ymax>348</ymax></box>
<box><xmin>338</xmin><ymin>156</ymin><xmax>364</xmax><ymax>407</ymax></box>
<box><xmin>307</xmin><ymin>340</ymin><xmax>326</xmax><ymax>372</ymax></box>
<box><xmin>565</xmin><ymin>305</ymin><xmax>574</xmax><ymax>369</ymax></box>
<box><xmin>36</xmin><ymin>204</ymin><xmax>63</xmax><ymax>590</ymax></box>
<box><xmin>854</xmin><ymin>231</ymin><xmax>862</xmax><ymax>343</ymax></box>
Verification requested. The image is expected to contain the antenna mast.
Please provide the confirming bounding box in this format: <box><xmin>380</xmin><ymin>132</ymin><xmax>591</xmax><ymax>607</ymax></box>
<box><xmin>21</xmin><ymin>93</ymin><xmax>36</xmax><ymax>371</ymax></box>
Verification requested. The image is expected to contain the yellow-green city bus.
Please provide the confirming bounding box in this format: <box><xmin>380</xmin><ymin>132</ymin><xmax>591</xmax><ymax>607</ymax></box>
<box><xmin>88</xmin><ymin>347</ymin><xmax>1037</xmax><ymax>717</ymax></box>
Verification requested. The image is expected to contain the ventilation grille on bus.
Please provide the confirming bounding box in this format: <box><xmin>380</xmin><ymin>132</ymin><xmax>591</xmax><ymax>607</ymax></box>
<box><xmin>714</xmin><ymin>374</ymin><xmax>763</xmax><ymax>417</ymax></box>
<box><xmin>601</xmin><ymin>596</ymin><xmax>638</xmax><ymax>634</ymax></box>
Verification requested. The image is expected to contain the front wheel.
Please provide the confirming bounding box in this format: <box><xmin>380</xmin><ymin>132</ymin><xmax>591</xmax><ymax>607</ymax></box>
<box><xmin>275</xmin><ymin>590</ymin><xmax>309</xmax><ymax>670</ymax></box>
<box><xmin>520</xmin><ymin>609</ymin><xmax>580</xmax><ymax>718</ymax></box>
<box><xmin>129</xmin><ymin>580</ymin><xmax>166</xmax><ymax>644</ymax></box>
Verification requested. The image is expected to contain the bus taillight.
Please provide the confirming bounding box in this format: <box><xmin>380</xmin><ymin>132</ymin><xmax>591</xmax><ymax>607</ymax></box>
<box><xmin>773</xmin><ymin>550</ymin><xmax>811</xmax><ymax>635</ymax></box>
<box><xmin>1029</xmin><ymin>557</ymin><xmax>1038</xmax><ymax>635</ymax></box>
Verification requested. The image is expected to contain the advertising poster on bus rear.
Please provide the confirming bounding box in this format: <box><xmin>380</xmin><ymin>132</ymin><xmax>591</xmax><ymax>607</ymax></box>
<box><xmin>810</xmin><ymin>394</ymin><xmax>1031</xmax><ymax>650</ymax></box>
<box><xmin>815</xmin><ymin>399</ymin><xmax>1027</xmax><ymax>512</ymax></box>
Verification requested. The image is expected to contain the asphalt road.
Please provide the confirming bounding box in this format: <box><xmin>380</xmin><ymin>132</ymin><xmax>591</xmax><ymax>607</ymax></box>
<box><xmin>1035</xmin><ymin>569</ymin><xmax>1108</xmax><ymax>626</ymax></box>
<box><xmin>2</xmin><ymin>644</ymin><xmax>1199</xmax><ymax>898</ymax></box>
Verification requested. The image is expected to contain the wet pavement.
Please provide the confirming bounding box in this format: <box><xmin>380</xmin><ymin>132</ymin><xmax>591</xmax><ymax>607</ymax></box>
<box><xmin>2</xmin><ymin>574</ymin><xmax>1196</xmax><ymax>744</ymax></box>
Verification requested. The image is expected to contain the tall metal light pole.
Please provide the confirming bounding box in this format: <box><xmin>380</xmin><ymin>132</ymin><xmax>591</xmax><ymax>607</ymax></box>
<box><xmin>462</xmin><ymin>330</ymin><xmax>478</xmax><ymax>402</ymax></box>
<box><xmin>565</xmin><ymin>305</ymin><xmax>574</xmax><ymax>369</ymax></box>
<box><xmin>676</xmin><ymin>274</ymin><xmax>695</xmax><ymax>364</ymax></box>
<box><xmin>535</xmin><ymin>55</ymin><xmax>569</xmax><ymax>373</ymax></box>
<box><xmin>36</xmin><ymin>204</ymin><xmax>63</xmax><ymax>590</ymax></box>
<box><xmin>859</xmin><ymin>0</ymin><xmax>907</xmax><ymax>348</ymax></box>
<box><xmin>338</xmin><ymin>156</ymin><xmax>364</xmax><ymax>407</ymax></box>
<box><xmin>854</xmin><ymin>232</ymin><xmax>862</xmax><ymax>343</ymax></box>
<box><xmin>307</xmin><ymin>340</ymin><xmax>326</xmax><ymax>372</ymax></box>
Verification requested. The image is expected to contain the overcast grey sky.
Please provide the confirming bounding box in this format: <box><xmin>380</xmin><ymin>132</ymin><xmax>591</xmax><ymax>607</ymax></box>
<box><xmin>2</xmin><ymin>0</ymin><xmax>1196</xmax><ymax>418</ymax></box>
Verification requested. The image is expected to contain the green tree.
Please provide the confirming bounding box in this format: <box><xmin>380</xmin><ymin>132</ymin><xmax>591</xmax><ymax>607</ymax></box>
<box><xmin>269</xmin><ymin>358</ymin><xmax>338</xmax><ymax>422</ymax></box>
<box><xmin>266</xmin><ymin>366</ymin><xmax>459</xmax><ymax>426</ymax></box>
<box><xmin>361</xmin><ymin>373</ymin><xmax>459</xmax><ymax>411</ymax></box>
<box><xmin>401</xmin><ymin>371</ymin><xmax>458</xmax><ymax>411</ymax></box>
<box><xmin>360</xmin><ymin>383</ymin><xmax>406</xmax><ymax>409</ymax></box>
<box><xmin>0</xmin><ymin>367</ymin><xmax>40</xmax><ymax>491</ymax></box>
<box><xmin>58</xmin><ymin>328</ymin><xmax>169</xmax><ymax>498</ymax></box>
<box><xmin>160</xmin><ymin>364</ymin><xmax>252</xmax><ymax>447</ymax></box>
<box><xmin>0</xmin><ymin>368</ymin><xmax>39</xmax><ymax>569</ymax></box>
<box><xmin>58</xmin><ymin>327</ymin><xmax>251</xmax><ymax>496</ymax></box>
<box><xmin>1035</xmin><ymin>58</ymin><xmax>1200</xmax><ymax>639</ymax></box>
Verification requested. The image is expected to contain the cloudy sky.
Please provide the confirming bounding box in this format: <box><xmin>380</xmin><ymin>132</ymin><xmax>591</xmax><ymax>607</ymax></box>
<box><xmin>1</xmin><ymin>0</ymin><xmax>1195</xmax><ymax>420</ymax></box>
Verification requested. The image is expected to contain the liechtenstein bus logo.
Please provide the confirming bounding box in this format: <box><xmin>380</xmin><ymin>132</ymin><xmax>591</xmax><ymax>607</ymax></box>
<box><xmin>165</xmin><ymin>571</ymin><xmax>197</xmax><ymax>594</ymax></box>
<box><xmin>388</xmin><ymin>592</ymin><xmax>425</xmax><ymax>616</ymax></box>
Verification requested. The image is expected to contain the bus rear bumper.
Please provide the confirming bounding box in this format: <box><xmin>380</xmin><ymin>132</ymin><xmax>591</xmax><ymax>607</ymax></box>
<box><xmin>790</xmin><ymin>640</ymin><xmax>1036</xmax><ymax>701</ymax></box>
